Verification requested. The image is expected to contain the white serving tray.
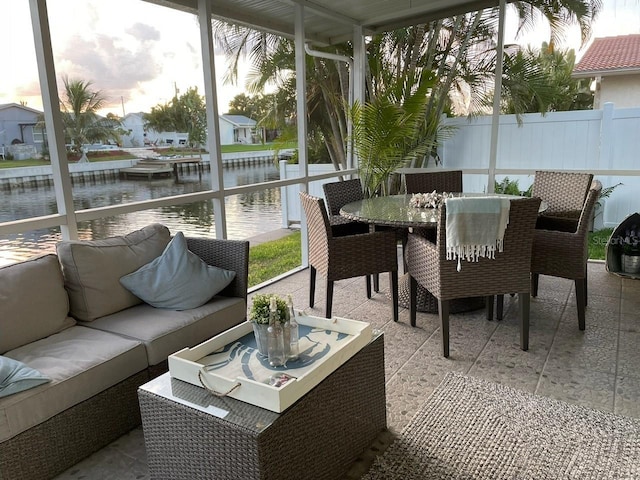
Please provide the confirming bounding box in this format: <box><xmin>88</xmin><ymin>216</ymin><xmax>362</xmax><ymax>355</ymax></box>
<box><xmin>168</xmin><ymin>314</ymin><xmax>372</xmax><ymax>413</ymax></box>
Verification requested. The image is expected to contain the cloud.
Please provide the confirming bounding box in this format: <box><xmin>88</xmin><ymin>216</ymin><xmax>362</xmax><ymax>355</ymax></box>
<box><xmin>56</xmin><ymin>33</ymin><xmax>163</xmax><ymax>107</ymax></box>
<box><xmin>125</xmin><ymin>23</ymin><xmax>161</xmax><ymax>42</ymax></box>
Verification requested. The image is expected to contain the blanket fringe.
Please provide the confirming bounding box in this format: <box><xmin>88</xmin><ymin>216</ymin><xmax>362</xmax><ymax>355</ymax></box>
<box><xmin>447</xmin><ymin>240</ymin><xmax>504</xmax><ymax>272</ymax></box>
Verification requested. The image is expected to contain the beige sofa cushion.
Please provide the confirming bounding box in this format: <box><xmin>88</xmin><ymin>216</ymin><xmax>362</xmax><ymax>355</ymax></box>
<box><xmin>0</xmin><ymin>326</ymin><xmax>147</xmax><ymax>442</ymax></box>
<box><xmin>0</xmin><ymin>254</ymin><xmax>75</xmax><ymax>354</ymax></box>
<box><xmin>80</xmin><ymin>296</ymin><xmax>246</xmax><ymax>365</ymax></box>
<box><xmin>56</xmin><ymin>224</ymin><xmax>171</xmax><ymax>321</ymax></box>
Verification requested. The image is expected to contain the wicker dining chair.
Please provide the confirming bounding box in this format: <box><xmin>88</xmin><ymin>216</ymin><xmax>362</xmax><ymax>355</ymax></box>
<box><xmin>533</xmin><ymin>170</ymin><xmax>593</xmax><ymax>232</ymax></box>
<box><xmin>322</xmin><ymin>178</ymin><xmax>369</xmax><ymax>235</ymax></box>
<box><xmin>405</xmin><ymin>170</ymin><xmax>463</xmax><ymax>194</ymax></box>
<box><xmin>529</xmin><ymin>181</ymin><xmax>602</xmax><ymax>330</ymax></box>
<box><xmin>324</xmin><ymin>178</ymin><xmax>407</xmax><ymax>290</ymax></box>
<box><xmin>406</xmin><ymin>197</ymin><xmax>541</xmax><ymax>357</ymax></box>
<box><xmin>299</xmin><ymin>192</ymin><xmax>399</xmax><ymax>321</ymax></box>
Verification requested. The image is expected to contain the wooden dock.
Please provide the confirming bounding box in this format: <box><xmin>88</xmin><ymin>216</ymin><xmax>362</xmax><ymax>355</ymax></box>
<box><xmin>121</xmin><ymin>157</ymin><xmax>203</xmax><ymax>180</ymax></box>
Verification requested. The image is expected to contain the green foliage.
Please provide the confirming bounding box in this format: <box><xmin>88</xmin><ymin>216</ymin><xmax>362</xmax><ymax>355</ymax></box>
<box><xmin>227</xmin><ymin>92</ymin><xmax>276</xmax><ymax>123</ymax></box>
<box><xmin>351</xmin><ymin>69</ymin><xmax>438</xmax><ymax>197</ymax></box>
<box><xmin>56</xmin><ymin>77</ymin><xmax>125</xmax><ymax>154</ymax></box>
<box><xmin>249</xmin><ymin>231</ymin><xmax>301</xmax><ymax>287</ymax></box>
<box><xmin>248</xmin><ymin>293</ymin><xmax>289</xmax><ymax>324</ymax></box>
<box><xmin>498</xmin><ymin>43</ymin><xmax>594</xmax><ymax>118</ymax></box>
<box><xmin>144</xmin><ymin>87</ymin><xmax>207</xmax><ymax>149</ymax></box>
<box><xmin>494</xmin><ymin>177</ymin><xmax>532</xmax><ymax>196</ymax></box>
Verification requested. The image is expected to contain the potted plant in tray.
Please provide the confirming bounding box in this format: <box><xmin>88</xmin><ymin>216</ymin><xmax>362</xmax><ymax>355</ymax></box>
<box><xmin>616</xmin><ymin>224</ymin><xmax>640</xmax><ymax>274</ymax></box>
<box><xmin>249</xmin><ymin>294</ymin><xmax>288</xmax><ymax>356</ymax></box>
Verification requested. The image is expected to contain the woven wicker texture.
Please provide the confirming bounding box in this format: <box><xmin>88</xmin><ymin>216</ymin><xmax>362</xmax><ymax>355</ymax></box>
<box><xmin>363</xmin><ymin>372</ymin><xmax>640</xmax><ymax>480</ymax></box>
<box><xmin>186</xmin><ymin>237</ymin><xmax>249</xmax><ymax>303</ymax></box>
<box><xmin>140</xmin><ymin>335</ymin><xmax>386</xmax><ymax>480</ymax></box>
<box><xmin>0</xmin><ymin>237</ymin><xmax>248</xmax><ymax>480</ymax></box>
<box><xmin>322</xmin><ymin>179</ymin><xmax>370</xmax><ymax>232</ymax></box>
<box><xmin>300</xmin><ymin>192</ymin><xmax>399</xmax><ymax>320</ymax></box>
<box><xmin>0</xmin><ymin>370</ymin><xmax>148</xmax><ymax>480</ymax></box>
<box><xmin>406</xmin><ymin>197</ymin><xmax>541</xmax><ymax>356</ymax></box>
<box><xmin>533</xmin><ymin>170</ymin><xmax>593</xmax><ymax>220</ymax></box>
<box><xmin>404</xmin><ymin>170</ymin><xmax>463</xmax><ymax>194</ymax></box>
<box><xmin>531</xmin><ymin>182</ymin><xmax>602</xmax><ymax>330</ymax></box>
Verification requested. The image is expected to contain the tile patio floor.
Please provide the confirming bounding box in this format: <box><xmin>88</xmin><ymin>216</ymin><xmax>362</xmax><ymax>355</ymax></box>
<box><xmin>53</xmin><ymin>259</ymin><xmax>640</xmax><ymax>479</ymax></box>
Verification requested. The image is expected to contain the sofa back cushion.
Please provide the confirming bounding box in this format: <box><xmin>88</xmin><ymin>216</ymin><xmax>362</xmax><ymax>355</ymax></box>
<box><xmin>0</xmin><ymin>254</ymin><xmax>75</xmax><ymax>354</ymax></box>
<box><xmin>56</xmin><ymin>224</ymin><xmax>171</xmax><ymax>321</ymax></box>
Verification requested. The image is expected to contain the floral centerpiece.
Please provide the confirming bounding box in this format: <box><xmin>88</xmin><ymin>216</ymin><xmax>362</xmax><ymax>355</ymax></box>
<box><xmin>409</xmin><ymin>191</ymin><xmax>454</xmax><ymax>209</ymax></box>
<box><xmin>249</xmin><ymin>293</ymin><xmax>289</xmax><ymax>355</ymax></box>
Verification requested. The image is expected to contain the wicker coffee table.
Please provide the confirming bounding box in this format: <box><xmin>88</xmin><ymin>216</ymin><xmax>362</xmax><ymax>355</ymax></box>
<box><xmin>138</xmin><ymin>333</ymin><xmax>385</xmax><ymax>480</ymax></box>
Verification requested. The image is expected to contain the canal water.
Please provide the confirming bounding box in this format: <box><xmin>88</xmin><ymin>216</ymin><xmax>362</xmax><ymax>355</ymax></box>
<box><xmin>0</xmin><ymin>163</ymin><xmax>283</xmax><ymax>266</ymax></box>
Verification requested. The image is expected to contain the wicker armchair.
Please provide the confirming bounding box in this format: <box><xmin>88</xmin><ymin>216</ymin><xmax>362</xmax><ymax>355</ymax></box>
<box><xmin>405</xmin><ymin>170</ymin><xmax>463</xmax><ymax>194</ymax></box>
<box><xmin>299</xmin><ymin>192</ymin><xmax>399</xmax><ymax>321</ymax></box>
<box><xmin>533</xmin><ymin>171</ymin><xmax>593</xmax><ymax>232</ymax></box>
<box><xmin>530</xmin><ymin>181</ymin><xmax>602</xmax><ymax>330</ymax></box>
<box><xmin>406</xmin><ymin>197</ymin><xmax>541</xmax><ymax>357</ymax></box>
<box><xmin>324</xmin><ymin>178</ymin><xmax>405</xmax><ymax>290</ymax></box>
<box><xmin>322</xmin><ymin>178</ymin><xmax>369</xmax><ymax>235</ymax></box>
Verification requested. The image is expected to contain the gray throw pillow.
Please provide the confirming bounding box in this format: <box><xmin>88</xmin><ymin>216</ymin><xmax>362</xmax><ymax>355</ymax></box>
<box><xmin>119</xmin><ymin>232</ymin><xmax>236</xmax><ymax>310</ymax></box>
<box><xmin>0</xmin><ymin>356</ymin><xmax>51</xmax><ymax>398</ymax></box>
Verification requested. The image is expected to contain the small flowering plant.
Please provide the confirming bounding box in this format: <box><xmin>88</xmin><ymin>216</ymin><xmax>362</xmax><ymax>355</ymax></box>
<box><xmin>409</xmin><ymin>191</ymin><xmax>454</xmax><ymax>209</ymax></box>
<box><xmin>613</xmin><ymin>224</ymin><xmax>640</xmax><ymax>255</ymax></box>
<box><xmin>249</xmin><ymin>293</ymin><xmax>288</xmax><ymax>324</ymax></box>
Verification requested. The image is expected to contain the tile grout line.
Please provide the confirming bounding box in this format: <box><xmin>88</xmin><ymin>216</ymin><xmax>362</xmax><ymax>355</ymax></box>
<box><xmin>612</xmin><ymin>278</ymin><xmax>623</xmax><ymax>413</ymax></box>
<box><xmin>534</xmin><ymin>294</ymin><xmax>568</xmax><ymax>395</ymax></box>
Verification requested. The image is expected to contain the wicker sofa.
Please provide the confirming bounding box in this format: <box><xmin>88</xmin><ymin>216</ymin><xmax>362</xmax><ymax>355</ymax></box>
<box><xmin>0</xmin><ymin>224</ymin><xmax>249</xmax><ymax>480</ymax></box>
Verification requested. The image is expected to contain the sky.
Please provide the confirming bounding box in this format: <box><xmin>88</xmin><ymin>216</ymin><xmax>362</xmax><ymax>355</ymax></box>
<box><xmin>1</xmin><ymin>1</ymin><xmax>640</xmax><ymax>118</ymax></box>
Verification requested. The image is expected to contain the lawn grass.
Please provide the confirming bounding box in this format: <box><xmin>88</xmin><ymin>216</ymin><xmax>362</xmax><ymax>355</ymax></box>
<box><xmin>221</xmin><ymin>143</ymin><xmax>294</xmax><ymax>153</ymax></box>
<box><xmin>0</xmin><ymin>143</ymin><xmax>294</xmax><ymax>169</ymax></box>
<box><xmin>248</xmin><ymin>231</ymin><xmax>301</xmax><ymax>287</ymax></box>
<box><xmin>0</xmin><ymin>154</ymin><xmax>135</xmax><ymax>168</ymax></box>
<box><xmin>588</xmin><ymin>228</ymin><xmax>613</xmax><ymax>261</ymax></box>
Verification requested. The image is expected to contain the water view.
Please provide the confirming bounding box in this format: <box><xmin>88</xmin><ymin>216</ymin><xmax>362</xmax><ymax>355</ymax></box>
<box><xmin>0</xmin><ymin>163</ymin><xmax>283</xmax><ymax>266</ymax></box>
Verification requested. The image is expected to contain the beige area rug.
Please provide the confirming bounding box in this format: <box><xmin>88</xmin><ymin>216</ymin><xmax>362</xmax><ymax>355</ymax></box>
<box><xmin>362</xmin><ymin>373</ymin><xmax>640</xmax><ymax>480</ymax></box>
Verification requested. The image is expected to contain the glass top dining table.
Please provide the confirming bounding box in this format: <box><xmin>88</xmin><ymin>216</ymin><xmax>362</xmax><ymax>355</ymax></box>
<box><xmin>339</xmin><ymin>193</ymin><xmax>539</xmax><ymax>228</ymax></box>
<box><xmin>339</xmin><ymin>193</ymin><xmax>543</xmax><ymax>314</ymax></box>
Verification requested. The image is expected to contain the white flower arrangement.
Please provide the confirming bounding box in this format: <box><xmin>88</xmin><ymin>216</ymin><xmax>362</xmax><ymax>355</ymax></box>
<box><xmin>409</xmin><ymin>191</ymin><xmax>454</xmax><ymax>209</ymax></box>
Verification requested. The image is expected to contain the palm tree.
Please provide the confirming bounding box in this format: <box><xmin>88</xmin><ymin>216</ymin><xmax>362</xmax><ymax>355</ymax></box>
<box><xmin>59</xmin><ymin>77</ymin><xmax>124</xmax><ymax>155</ymax></box>
<box><xmin>497</xmin><ymin>43</ymin><xmax>594</xmax><ymax>118</ymax></box>
<box><xmin>144</xmin><ymin>87</ymin><xmax>207</xmax><ymax>149</ymax></box>
<box><xmin>213</xmin><ymin>0</ymin><xmax>602</xmax><ymax>170</ymax></box>
<box><xmin>351</xmin><ymin>69</ymin><xmax>437</xmax><ymax>197</ymax></box>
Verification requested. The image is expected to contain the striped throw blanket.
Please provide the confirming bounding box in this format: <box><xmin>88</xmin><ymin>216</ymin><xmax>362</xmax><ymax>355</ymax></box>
<box><xmin>445</xmin><ymin>197</ymin><xmax>511</xmax><ymax>271</ymax></box>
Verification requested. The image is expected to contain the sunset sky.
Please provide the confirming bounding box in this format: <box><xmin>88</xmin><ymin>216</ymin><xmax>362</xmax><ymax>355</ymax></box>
<box><xmin>1</xmin><ymin>1</ymin><xmax>639</xmax><ymax>117</ymax></box>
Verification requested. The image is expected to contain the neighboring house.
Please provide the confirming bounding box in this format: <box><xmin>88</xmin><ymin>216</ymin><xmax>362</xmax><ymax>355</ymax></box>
<box><xmin>121</xmin><ymin>112</ymin><xmax>155</xmax><ymax>148</ymax></box>
<box><xmin>573</xmin><ymin>34</ymin><xmax>640</xmax><ymax>109</ymax></box>
<box><xmin>0</xmin><ymin>103</ymin><xmax>44</xmax><ymax>157</ymax></box>
<box><xmin>220</xmin><ymin>114</ymin><xmax>263</xmax><ymax>145</ymax></box>
<box><xmin>122</xmin><ymin>112</ymin><xmax>263</xmax><ymax>147</ymax></box>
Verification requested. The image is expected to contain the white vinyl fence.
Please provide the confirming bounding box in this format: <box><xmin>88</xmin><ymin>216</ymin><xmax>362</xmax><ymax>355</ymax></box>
<box><xmin>281</xmin><ymin>103</ymin><xmax>640</xmax><ymax>230</ymax></box>
<box><xmin>439</xmin><ymin>102</ymin><xmax>640</xmax><ymax>229</ymax></box>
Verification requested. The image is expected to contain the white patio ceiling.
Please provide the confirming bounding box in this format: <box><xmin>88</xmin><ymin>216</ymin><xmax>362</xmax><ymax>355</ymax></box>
<box><xmin>144</xmin><ymin>0</ymin><xmax>503</xmax><ymax>45</ymax></box>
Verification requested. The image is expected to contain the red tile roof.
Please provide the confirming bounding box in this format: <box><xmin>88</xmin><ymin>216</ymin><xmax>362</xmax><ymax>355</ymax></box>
<box><xmin>574</xmin><ymin>34</ymin><xmax>640</xmax><ymax>75</ymax></box>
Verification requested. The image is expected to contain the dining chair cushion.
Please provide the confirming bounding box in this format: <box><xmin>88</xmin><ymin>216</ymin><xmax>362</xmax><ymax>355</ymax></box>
<box><xmin>120</xmin><ymin>232</ymin><xmax>236</xmax><ymax>310</ymax></box>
